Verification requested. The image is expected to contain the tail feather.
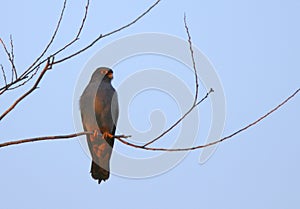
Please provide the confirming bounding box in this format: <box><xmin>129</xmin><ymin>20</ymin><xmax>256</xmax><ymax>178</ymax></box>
<box><xmin>90</xmin><ymin>161</ymin><xmax>110</xmax><ymax>184</ymax></box>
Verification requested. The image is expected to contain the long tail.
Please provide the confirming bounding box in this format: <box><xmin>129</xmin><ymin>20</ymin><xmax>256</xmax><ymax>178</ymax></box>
<box><xmin>88</xmin><ymin>132</ymin><xmax>115</xmax><ymax>184</ymax></box>
<box><xmin>90</xmin><ymin>161</ymin><xmax>110</xmax><ymax>184</ymax></box>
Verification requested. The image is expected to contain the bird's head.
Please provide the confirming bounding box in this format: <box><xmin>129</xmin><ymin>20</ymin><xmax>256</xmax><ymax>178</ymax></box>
<box><xmin>91</xmin><ymin>67</ymin><xmax>114</xmax><ymax>82</ymax></box>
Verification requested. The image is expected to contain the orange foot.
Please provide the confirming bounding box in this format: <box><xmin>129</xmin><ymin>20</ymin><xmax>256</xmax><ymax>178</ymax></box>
<box><xmin>102</xmin><ymin>132</ymin><xmax>113</xmax><ymax>139</ymax></box>
<box><xmin>93</xmin><ymin>130</ymin><xmax>100</xmax><ymax>137</ymax></box>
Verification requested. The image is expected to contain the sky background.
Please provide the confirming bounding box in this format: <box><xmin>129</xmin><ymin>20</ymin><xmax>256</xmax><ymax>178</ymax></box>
<box><xmin>0</xmin><ymin>0</ymin><xmax>299</xmax><ymax>209</ymax></box>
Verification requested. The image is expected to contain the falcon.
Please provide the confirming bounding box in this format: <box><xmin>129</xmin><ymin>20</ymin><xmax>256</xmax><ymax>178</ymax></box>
<box><xmin>80</xmin><ymin>67</ymin><xmax>119</xmax><ymax>184</ymax></box>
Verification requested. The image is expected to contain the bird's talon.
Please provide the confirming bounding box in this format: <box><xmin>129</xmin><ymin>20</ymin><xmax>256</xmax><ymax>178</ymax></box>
<box><xmin>93</xmin><ymin>130</ymin><xmax>99</xmax><ymax>137</ymax></box>
<box><xmin>102</xmin><ymin>132</ymin><xmax>113</xmax><ymax>139</ymax></box>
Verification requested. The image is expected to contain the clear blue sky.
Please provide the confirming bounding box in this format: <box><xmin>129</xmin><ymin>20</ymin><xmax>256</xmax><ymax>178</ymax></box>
<box><xmin>0</xmin><ymin>0</ymin><xmax>299</xmax><ymax>209</ymax></box>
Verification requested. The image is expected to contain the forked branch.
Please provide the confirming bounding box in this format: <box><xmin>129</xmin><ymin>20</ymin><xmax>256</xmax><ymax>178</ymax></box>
<box><xmin>142</xmin><ymin>15</ymin><xmax>208</xmax><ymax>147</ymax></box>
<box><xmin>0</xmin><ymin>0</ymin><xmax>160</xmax><ymax>121</ymax></box>
<box><xmin>115</xmin><ymin>87</ymin><xmax>300</xmax><ymax>151</ymax></box>
<box><xmin>0</xmin><ymin>57</ymin><xmax>54</xmax><ymax>121</ymax></box>
<box><xmin>53</xmin><ymin>0</ymin><xmax>161</xmax><ymax>64</ymax></box>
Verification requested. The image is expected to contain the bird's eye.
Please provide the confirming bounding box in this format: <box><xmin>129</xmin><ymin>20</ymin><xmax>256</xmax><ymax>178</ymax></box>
<box><xmin>100</xmin><ymin>70</ymin><xmax>108</xmax><ymax>74</ymax></box>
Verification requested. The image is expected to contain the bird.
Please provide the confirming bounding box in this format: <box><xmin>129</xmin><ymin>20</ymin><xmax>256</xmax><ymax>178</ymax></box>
<box><xmin>80</xmin><ymin>67</ymin><xmax>119</xmax><ymax>184</ymax></box>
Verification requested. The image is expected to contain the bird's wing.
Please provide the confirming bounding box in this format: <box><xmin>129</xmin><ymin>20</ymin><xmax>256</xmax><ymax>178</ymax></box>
<box><xmin>111</xmin><ymin>90</ymin><xmax>119</xmax><ymax>135</ymax></box>
<box><xmin>80</xmin><ymin>81</ymin><xmax>99</xmax><ymax>131</ymax></box>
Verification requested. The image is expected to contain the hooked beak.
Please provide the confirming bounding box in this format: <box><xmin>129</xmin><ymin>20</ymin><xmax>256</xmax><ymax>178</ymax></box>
<box><xmin>107</xmin><ymin>72</ymin><xmax>113</xmax><ymax>79</ymax></box>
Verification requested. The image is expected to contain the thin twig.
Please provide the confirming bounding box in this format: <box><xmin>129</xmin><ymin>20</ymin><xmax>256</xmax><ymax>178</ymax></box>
<box><xmin>24</xmin><ymin>0</ymin><xmax>67</xmax><ymax>76</ymax></box>
<box><xmin>16</xmin><ymin>0</ymin><xmax>90</xmax><ymax>85</ymax></box>
<box><xmin>7</xmin><ymin>65</ymin><xmax>41</xmax><ymax>91</ymax></box>
<box><xmin>61</xmin><ymin>0</ymin><xmax>90</xmax><ymax>50</ymax></box>
<box><xmin>143</xmin><ymin>15</ymin><xmax>205</xmax><ymax>147</ymax></box>
<box><xmin>0</xmin><ymin>64</ymin><xmax>7</xmax><ymax>86</ymax></box>
<box><xmin>184</xmin><ymin>14</ymin><xmax>199</xmax><ymax>105</ymax></box>
<box><xmin>143</xmin><ymin>89</ymin><xmax>213</xmax><ymax>147</ymax></box>
<box><xmin>0</xmin><ymin>74</ymin><xmax>28</xmax><ymax>94</ymax></box>
<box><xmin>10</xmin><ymin>35</ymin><xmax>17</xmax><ymax>80</ymax></box>
<box><xmin>0</xmin><ymin>38</ymin><xmax>12</xmax><ymax>63</ymax></box>
<box><xmin>51</xmin><ymin>0</ymin><xmax>90</xmax><ymax>57</ymax></box>
<box><xmin>0</xmin><ymin>57</ymin><xmax>54</xmax><ymax>121</ymax></box>
<box><xmin>53</xmin><ymin>0</ymin><xmax>161</xmax><ymax>64</ymax></box>
<box><xmin>0</xmin><ymin>37</ymin><xmax>17</xmax><ymax>82</ymax></box>
<box><xmin>76</xmin><ymin>0</ymin><xmax>89</xmax><ymax>39</ymax></box>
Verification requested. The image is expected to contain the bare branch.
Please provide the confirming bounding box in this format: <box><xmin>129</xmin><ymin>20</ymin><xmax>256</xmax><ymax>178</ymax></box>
<box><xmin>0</xmin><ymin>73</ymin><xmax>28</xmax><ymax>94</ymax></box>
<box><xmin>0</xmin><ymin>37</ymin><xmax>17</xmax><ymax>81</ymax></box>
<box><xmin>117</xmin><ymin>88</ymin><xmax>300</xmax><ymax>151</ymax></box>
<box><xmin>143</xmin><ymin>15</ymin><xmax>205</xmax><ymax>147</ymax></box>
<box><xmin>0</xmin><ymin>131</ymin><xmax>92</xmax><ymax>149</ymax></box>
<box><xmin>184</xmin><ymin>14</ymin><xmax>199</xmax><ymax>105</ymax></box>
<box><xmin>11</xmin><ymin>0</ymin><xmax>90</xmax><ymax>91</ymax></box>
<box><xmin>24</xmin><ymin>0</ymin><xmax>67</xmax><ymax>75</ymax></box>
<box><xmin>7</xmin><ymin>65</ymin><xmax>41</xmax><ymax>91</ymax></box>
<box><xmin>0</xmin><ymin>38</ymin><xmax>11</xmax><ymax>63</ymax></box>
<box><xmin>0</xmin><ymin>0</ymin><xmax>69</xmax><ymax>94</ymax></box>
<box><xmin>9</xmin><ymin>35</ymin><xmax>17</xmax><ymax>80</ymax></box>
<box><xmin>53</xmin><ymin>0</ymin><xmax>161</xmax><ymax>65</ymax></box>
<box><xmin>0</xmin><ymin>132</ymin><xmax>130</xmax><ymax>149</ymax></box>
<box><xmin>0</xmin><ymin>0</ymin><xmax>158</xmax><ymax>93</ymax></box>
<box><xmin>76</xmin><ymin>0</ymin><xmax>90</xmax><ymax>39</ymax></box>
<box><xmin>0</xmin><ymin>57</ymin><xmax>54</xmax><ymax>121</ymax></box>
<box><xmin>143</xmin><ymin>89</ymin><xmax>213</xmax><ymax>147</ymax></box>
<box><xmin>50</xmin><ymin>0</ymin><xmax>90</xmax><ymax>57</ymax></box>
<box><xmin>0</xmin><ymin>64</ymin><xmax>7</xmax><ymax>86</ymax></box>
<box><xmin>0</xmin><ymin>88</ymin><xmax>298</xmax><ymax>150</ymax></box>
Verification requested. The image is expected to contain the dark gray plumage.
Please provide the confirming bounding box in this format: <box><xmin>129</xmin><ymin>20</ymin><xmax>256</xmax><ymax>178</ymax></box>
<box><xmin>80</xmin><ymin>67</ymin><xmax>118</xmax><ymax>184</ymax></box>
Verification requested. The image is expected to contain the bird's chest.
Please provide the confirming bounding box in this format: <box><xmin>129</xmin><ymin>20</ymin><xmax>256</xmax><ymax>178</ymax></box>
<box><xmin>94</xmin><ymin>86</ymin><xmax>114</xmax><ymax>128</ymax></box>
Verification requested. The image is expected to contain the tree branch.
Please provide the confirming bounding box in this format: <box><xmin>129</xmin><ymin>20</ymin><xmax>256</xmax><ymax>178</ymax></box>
<box><xmin>24</xmin><ymin>0</ymin><xmax>67</xmax><ymax>75</ymax></box>
<box><xmin>9</xmin><ymin>35</ymin><xmax>17</xmax><ymax>81</ymax></box>
<box><xmin>0</xmin><ymin>131</ymin><xmax>92</xmax><ymax>149</ymax></box>
<box><xmin>5</xmin><ymin>65</ymin><xmax>40</xmax><ymax>91</ymax></box>
<box><xmin>0</xmin><ymin>0</ymin><xmax>68</xmax><ymax>94</ymax></box>
<box><xmin>184</xmin><ymin>14</ymin><xmax>199</xmax><ymax>105</ymax></box>
<box><xmin>0</xmin><ymin>57</ymin><xmax>54</xmax><ymax>121</ymax></box>
<box><xmin>143</xmin><ymin>14</ymin><xmax>206</xmax><ymax>147</ymax></box>
<box><xmin>143</xmin><ymin>89</ymin><xmax>213</xmax><ymax>147</ymax></box>
<box><xmin>0</xmin><ymin>0</ymin><xmax>86</xmax><ymax>94</ymax></box>
<box><xmin>0</xmin><ymin>37</ymin><xmax>17</xmax><ymax>82</ymax></box>
<box><xmin>50</xmin><ymin>0</ymin><xmax>90</xmax><ymax>58</ymax></box>
<box><xmin>0</xmin><ymin>132</ymin><xmax>130</xmax><ymax>149</ymax></box>
<box><xmin>0</xmin><ymin>64</ymin><xmax>7</xmax><ymax>87</ymax></box>
<box><xmin>0</xmin><ymin>88</ymin><xmax>298</xmax><ymax>150</ymax></box>
<box><xmin>116</xmin><ymin>88</ymin><xmax>300</xmax><ymax>151</ymax></box>
<box><xmin>53</xmin><ymin>0</ymin><xmax>161</xmax><ymax>64</ymax></box>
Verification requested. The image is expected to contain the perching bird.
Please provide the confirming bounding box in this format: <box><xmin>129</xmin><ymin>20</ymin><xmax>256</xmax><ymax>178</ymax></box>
<box><xmin>80</xmin><ymin>67</ymin><xmax>119</xmax><ymax>184</ymax></box>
